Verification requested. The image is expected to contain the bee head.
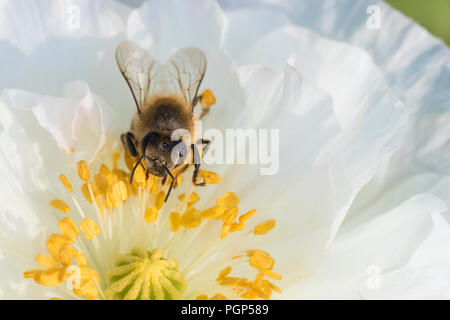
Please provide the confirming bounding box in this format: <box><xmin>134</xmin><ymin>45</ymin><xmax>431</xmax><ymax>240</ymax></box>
<box><xmin>141</xmin><ymin>132</ymin><xmax>188</xmax><ymax>177</ymax></box>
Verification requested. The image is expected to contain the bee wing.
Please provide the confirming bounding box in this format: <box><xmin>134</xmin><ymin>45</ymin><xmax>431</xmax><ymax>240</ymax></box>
<box><xmin>165</xmin><ymin>48</ymin><xmax>207</xmax><ymax>109</ymax></box>
<box><xmin>116</xmin><ymin>41</ymin><xmax>161</xmax><ymax>114</ymax></box>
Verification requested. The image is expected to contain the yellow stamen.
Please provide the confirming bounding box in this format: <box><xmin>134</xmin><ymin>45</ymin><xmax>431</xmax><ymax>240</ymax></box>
<box><xmin>35</xmin><ymin>254</ymin><xmax>56</xmax><ymax>269</ymax></box>
<box><xmin>34</xmin><ymin>268</ymin><xmax>61</xmax><ymax>286</ymax></box>
<box><xmin>216</xmin><ymin>192</ymin><xmax>239</xmax><ymax>213</ymax></box>
<box><xmin>199</xmin><ymin>89</ymin><xmax>216</xmax><ymax>107</ymax></box>
<box><xmin>74</xmin><ymin>250</ymin><xmax>87</xmax><ymax>267</ymax></box>
<box><xmin>230</xmin><ymin>222</ymin><xmax>245</xmax><ymax>233</ymax></box>
<box><xmin>187</xmin><ymin>192</ymin><xmax>200</xmax><ymax>206</ymax></box>
<box><xmin>169</xmin><ymin>212</ymin><xmax>181</xmax><ymax>232</ymax></box>
<box><xmin>58</xmin><ymin>217</ymin><xmax>79</xmax><ymax>240</ymax></box>
<box><xmin>210</xmin><ymin>293</ymin><xmax>228</xmax><ymax>300</ymax></box>
<box><xmin>222</xmin><ymin>207</ymin><xmax>238</xmax><ymax>225</ymax></box>
<box><xmin>218</xmin><ymin>266</ymin><xmax>232</xmax><ymax>280</ymax></box>
<box><xmin>49</xmin><ymin>199</ymin><xmax>70</xmax><ymax>213</ymax></box>
<box><xmin>155</xmin><ymin>191</ymin><xmax>165</xmax><ymax>210</ymax></box>
<box><xmin>107</xmin><ymin>180</ymin><xmax>128</xmax><ymax>206</ymax></box>
<box><xmin>200</xmin><ymin>206</ymin><xmax>223</xmax><ymax>219</ymax></box>
<box><xmin>253</xmin><ymin>219</ymin><xmax>276</xmax><ymax>235</ymax></box>
<box><xmin>198</xmin><ymin>170</ymin><xmax>221</xmax><ymax>184</ymax></box>
<box><xmin>262</xmin><ymin>270</ymin><xmax>282</xmax><ymax>280</ymax></box>
<box><xmin>180</xmin><ymin>208</ymin><xmax>202</xmax><ymax>229</ymax></box>
<box><xmin>145</xmin><ymin>207</ymin><xmax>158</xmax><ymax>223</ymax></box>
<box><xmin>24</xmin><ymin>269</ymin><xmax>42</xmax><ymax>279</ymax></box>
<box><xmin>77</xmin><ymin>160</ymin><xmax>90</xmax><ymax>181</ymax></box>
<box><xmin>59</xmin><ymin>174</ymin><xmax>73</xmax><ymax>193</ymax></box>
<box><xmin>248</xmin><ymin>250</ymin><xmax>274</xmax><ymax>271</ymax></box>
<box><xmin>80</xmin><ymin>218</ymin><xmax>100</xmax><ymax>239</ymax></box>
<box><xmin>59</xmin><ymin>245</ymin><xmax>75</xmax><ymax>266</ymax></box>
<box><xmin>239</xmin><ymin>209</ymin><xmax>257</xmax><ymax>223</ymax></box>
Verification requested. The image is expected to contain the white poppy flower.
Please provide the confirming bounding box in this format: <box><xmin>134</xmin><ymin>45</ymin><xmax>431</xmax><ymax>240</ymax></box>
<box><xmin>0</xmin><ymin>0</ymin><xmax>448</xmax><ymax>300</ymax></box>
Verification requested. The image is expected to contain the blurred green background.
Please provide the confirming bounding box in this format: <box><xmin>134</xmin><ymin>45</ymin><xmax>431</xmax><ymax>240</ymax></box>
<box><xmin>386</xmin><ymin>0</ymin><xmax>450</xmax><ymax>46</ymax></box>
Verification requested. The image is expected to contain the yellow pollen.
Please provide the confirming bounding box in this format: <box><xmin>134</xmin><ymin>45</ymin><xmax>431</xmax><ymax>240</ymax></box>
<box><xmin>59</xmin><ymin>245</ymin><xmax>75</xmax><ymax>266</ymax></box>
<box><xmin>220</xmin><ymin>224</ymin><xmax>231</xmax><ymax>239</ymax></box>
<box><xmin>230</xmin><ymin>222</ymin><xmax>245</xmax><ymax>232</ymax></box>
<box><xmin>253</xmin><ymin>219</ymin><xmax>276</xmax><ymax>235</ymax></box>
<box><xmin>145</xmin><ymin>207</ymin><xmax>158</xmax><ymax>223</ymax></box>
<box><xmin>80</xmin><ymin>218</ymin><xmax>100</xmax><ymax>239</ymax></box>
<box><xmin>210</xmin><ymin>293</ymin><xmax>228</xmax><ymax>300</ymax></box>
<box><xmin>180</xmin><ymin>208</ymin><xmax>202</xmax><ymax>229</ymax></box>
<box><xmin>81</xmin><ymin>183</ymin><xmax>94</xmax><ymax>203</ymax></box>
<box><xmin>187</xmin><ymin>192</ymin><xmax>200</xmax><ymax>206</ymax></box>
<box><xmin>248</xmin><ymin>250</ymin><xmax>274</xmax><ymax>271</ymax></box>
<box><xmin>59</xmin><ymin>174</ymin><xmax>73</xmax><ymax>193</ymax></box>
<box><xmin>49</xmin><ymin>199</ymin><xmax>70</xmax><ymax>213</ymax></box>
<box><xmin>222</xmin><ymin>207</ymin><xmax>238</xmax><ymax>225</ymax></box>
<box><xmin>262</xmin><ymin>270</ymin><xmax>282</xmax><ymax>280</ymax></box>
<box><xmin>74</xmin><ymin>250</ymin><xmax>87</xmax><ymax>267</ymax></box>
<box><xmin>199</xmin><ymin>89</ymin><xmax>216</xmax><ymax>107</ymax></box>
<box><xmin>77</xmin><ymin>160</ymin><xmax>90</xmax><ymax>181</ymax></box>
<box><xmin>169</xmin><ymin>212</ymin><xmax>181</xmax><ymax>232</ymax></box>
<box><xmin>58</xmin><ymin>217</ymin><xmax>79</xmax><ymax>240</ymax></box>
<box><xmin>155</xmin><ymin>191</ymin><xmax>165</xmax><ymax>210</ymax></box>
<box><xmin>198</xmin><ymin>170</ymin><xmax>221</xmax><ymax>184</ymax></box>
<box><xmin>218</xmin><ymin>266</ymin><xmax>232</xmax><ymax>280</ymax></box>
<box><xmin>34</xmin><ymin>268</ymin><xmax>62</xmax><ymax>286</ymax></box>
<box><xmin>200</xmin><ymin>206</ymin><xmax>223</xmax><ymax>219</ymax></box>
<box><xmin>100</xmin><ymin>163</ymin><xmax>111</xmax><ymax>176</ymax></box>
<box><xmin>107</xmin><ymin>180</ymin><xmax>128</xmax><ymax>205</ymax></box>
<box><xmin>35</xmin><ymin>254</ymin><xmax>56</xmax><ymax>269</ymax></box>
<box><xmin>26</xmin><ymin>148</ymin><xmax>283</xmax><ymax>301</ymax></box>
<box><xmin>216</xmin><ymin>192</ymin><xmax>239</xmax><ymax>211</ymax></box>
<box><xmin>239</xmin><ymin>209</ymin><xmax>257</xmax><ymax>223</ymax></box>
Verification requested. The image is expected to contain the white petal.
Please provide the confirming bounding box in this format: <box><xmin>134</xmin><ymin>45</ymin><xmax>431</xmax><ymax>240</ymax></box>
<box><xmin>2</xmin><ymin>81</ymin><xmax>119</xmax><ymax>163</ymax></box>
<box><xmin>359</xmin><ymin>212</ymin><xmax>450</xmax><ymax>299</ymax></box>
<box><xmin>281</xmin><ymin>194</ymin><xmax>447</xmax><ymax>299</ymax></box>
<box><xmin>127</xmin><ymin>0</ymin><xmax>224</xmax><ymax>62</ymax></box>
<box><xmin>219</xmin><ymin>0</ymin><xmax>450</xmax><ymax>221</ymax></box>
<box><xmin>0</xmin><ymin>0</ymin><xmax>127</xmax><ymax>54</ymax></box>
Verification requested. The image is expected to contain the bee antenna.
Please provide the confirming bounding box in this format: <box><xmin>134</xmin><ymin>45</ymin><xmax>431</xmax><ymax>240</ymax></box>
<box><xmin>163</xmin><ymin>165</ymin><xmax>175</xmax><ymax>203</ymax></box>
<box><xmin>130</xmin><ymin>155</ymin><xmax>144</xmax><ymax>184</ymax></box>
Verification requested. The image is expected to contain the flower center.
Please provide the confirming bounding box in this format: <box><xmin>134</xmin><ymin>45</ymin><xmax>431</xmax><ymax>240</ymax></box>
<box><xmin>104</xmin><ymin>247</ymin><xmax>186</xmax><ymax>300</ymax></box>
<box><xmin>24</xmin><ymin>150</ymin><xmax>282</xmax><ymax>300</ymax></box>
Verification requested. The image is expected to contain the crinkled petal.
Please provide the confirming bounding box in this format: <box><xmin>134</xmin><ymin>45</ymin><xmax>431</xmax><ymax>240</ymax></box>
<box><xmin>281</xmin><ymin>194</ymin><xmax>447</xmax><ymax>299</ymax></box>
<box><xmin>359</xmin><ymin>212</ymin><xmax>450</xmax><ymax>299</ymax></box>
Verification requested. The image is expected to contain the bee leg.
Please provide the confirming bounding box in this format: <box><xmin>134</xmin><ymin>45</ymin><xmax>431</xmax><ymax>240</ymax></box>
<box><xmin>161</xmin><ymin>175</ymin><xmax>167</xmax><ymax>186</ymax></box>
<box><xmin>191</xmin><ymin>144</ymin><xmax>206</xmax><ymax>187</ymax></box>
<box><xmin>201</xmin><ymin>139</ymin><xmax>211</xmax><ymax>155</ymax></box>
<box><xmin>162</xmin><ymin>167</ymin><xmax>175</xmax><ymax>202</ymax></box>
<box><xmin>121</xmin><ymin>132</ymin><xmax>138</xmax><ymax>158</ymax></box>
<box><xmin>145</xmin><ymin>168</ymin><xmax>150</xmax><ymax>181</ymax></box>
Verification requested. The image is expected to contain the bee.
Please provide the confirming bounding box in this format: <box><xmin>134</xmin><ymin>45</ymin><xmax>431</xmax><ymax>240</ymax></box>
<box><xmin>116</xmin><ymin>41</ymin><xmax>212</xmax><ymax>202</ymax></box>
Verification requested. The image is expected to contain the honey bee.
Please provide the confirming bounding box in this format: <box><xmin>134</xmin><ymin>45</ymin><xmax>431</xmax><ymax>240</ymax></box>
<box><xmin>116</xmin><ymin>41</ymin><xmax>212</xmax><ymax>202</ymax></box>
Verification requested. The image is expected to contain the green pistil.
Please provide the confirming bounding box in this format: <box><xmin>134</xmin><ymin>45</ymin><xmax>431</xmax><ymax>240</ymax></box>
<box><xmin>104</xmin><ymin>247</ymin><xmax>186</xmax><ymax>300</ymax></box>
